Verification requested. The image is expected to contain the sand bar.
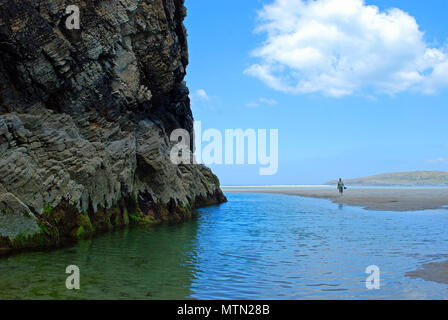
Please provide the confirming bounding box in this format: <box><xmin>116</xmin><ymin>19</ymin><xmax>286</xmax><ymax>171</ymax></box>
<box><xmin>223</xmin><ymin>187</ymin><xmax>448</xmax><ymax>212</ymax></box>
<box><xmin>406</xmin><ymin>261</ymin><xmax>448</xmax><ymax>285</ymax></box>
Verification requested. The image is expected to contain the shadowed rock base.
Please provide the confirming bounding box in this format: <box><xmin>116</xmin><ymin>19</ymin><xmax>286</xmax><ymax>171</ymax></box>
<box><xmin>0</xmin><ymin>189</ymin><xmax>226</xmax><ymax>257</ymax></box>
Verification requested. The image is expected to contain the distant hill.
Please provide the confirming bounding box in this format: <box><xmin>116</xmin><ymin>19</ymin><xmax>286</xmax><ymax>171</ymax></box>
<box><xmin>326</xmin><ymin>171</ymin><xmax>448</xmax><ymax>186</ymax></box>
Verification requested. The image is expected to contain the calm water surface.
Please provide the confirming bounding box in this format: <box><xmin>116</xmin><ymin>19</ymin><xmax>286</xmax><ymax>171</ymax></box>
<box><xmin>1</xmin><ymin>193</ymin><xmax>448</xmax><ymax>299</ymax></box>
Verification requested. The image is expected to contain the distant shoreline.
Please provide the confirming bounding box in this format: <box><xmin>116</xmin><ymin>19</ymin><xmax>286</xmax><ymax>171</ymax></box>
<box><xmin>326</xmin><ymin>171</ymin><xmax>448</xmax><ymax>186</ymax></box>
<box><xmin>223</xmin><ymin>185</ymin><xmax>448</xmax><ymax>188</ymax></box>
<box><xmin>222</xmin><ymin>187</ymin><xmax>448</xmax><ymax>212</ymax></box>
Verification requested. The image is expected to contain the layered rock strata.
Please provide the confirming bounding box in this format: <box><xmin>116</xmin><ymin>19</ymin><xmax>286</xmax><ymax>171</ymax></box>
<box><xmin>0</xmin><ymin>0</ymin><xmax>226</xmax><ymax>255</ymax></box>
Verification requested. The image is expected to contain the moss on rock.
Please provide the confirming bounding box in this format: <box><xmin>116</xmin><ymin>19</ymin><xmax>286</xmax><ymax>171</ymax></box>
<box><xmin>1</xmin><ymin>189</ymin><xmax>225</xmax><ymax>256</ymax></box>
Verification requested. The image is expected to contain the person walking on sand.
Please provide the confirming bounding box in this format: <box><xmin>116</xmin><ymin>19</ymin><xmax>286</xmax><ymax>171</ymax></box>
<box><xmin>337</xmin><ymin>178</ymin><xmax>345</xmax><ymax>196</ymax></box>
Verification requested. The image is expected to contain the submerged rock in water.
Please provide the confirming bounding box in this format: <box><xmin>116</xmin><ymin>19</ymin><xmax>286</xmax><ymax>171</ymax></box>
<box><xmin>0</xmin><ymin>0</ymin><xmax>226</xmax><ymax>254</ymax></box>
<box><xmin>406</xmin><ymin>261</ymin><xmax>448</xmax><ymax>285</ymax></box>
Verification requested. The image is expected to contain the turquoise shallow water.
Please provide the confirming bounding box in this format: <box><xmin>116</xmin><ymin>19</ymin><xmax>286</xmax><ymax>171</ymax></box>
<box><xmin>1</xmin><ymin>193</ymin><xmax>448</xmax><ymax>300</ymax></box>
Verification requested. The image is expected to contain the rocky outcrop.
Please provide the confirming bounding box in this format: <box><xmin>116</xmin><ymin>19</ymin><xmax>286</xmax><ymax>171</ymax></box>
<box><xmin>0</xmin><ymin>0</ymin><xmax>226</xmax><ymax>255</ymax></box>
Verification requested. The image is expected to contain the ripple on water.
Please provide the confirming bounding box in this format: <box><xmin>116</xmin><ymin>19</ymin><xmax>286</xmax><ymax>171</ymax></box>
<box><xmin>0</xmin><ymin>193</ymin><xmax>447</xmax><ymax>299</ymax></box>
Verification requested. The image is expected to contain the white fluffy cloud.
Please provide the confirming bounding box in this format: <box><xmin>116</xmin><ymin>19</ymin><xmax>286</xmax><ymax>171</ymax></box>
<box><xmin>190</xmin><ymin>89</ymin><xmax>211</xmax><ymax>107</ymax></box>
<box><xmin>195</xmin><ymin>89</ymin><xmax>210</xmax><ymax>100</ymax></box>
<box><xmin>189</xmin><ymin>89</ymin><xmax>216</xmax><ymax>112</ymax></box>
<box><xmin>244</xmin><ymin>0</ymin><xmax>448</xmax><ymax>97</ymax></box>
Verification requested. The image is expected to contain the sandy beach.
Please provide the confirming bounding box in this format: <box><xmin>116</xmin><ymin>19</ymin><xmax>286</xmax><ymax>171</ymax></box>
<box><xmin>223</xmin><ymin>187</ymin><xmax>448</xmax><ymax>212</ymax></box>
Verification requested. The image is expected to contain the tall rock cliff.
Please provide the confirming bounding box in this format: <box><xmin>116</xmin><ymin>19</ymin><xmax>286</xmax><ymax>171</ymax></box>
<box><xmin>0</xmin><ymin>0</ymin><xmax>226</xmax><ymax>254</ymax></box>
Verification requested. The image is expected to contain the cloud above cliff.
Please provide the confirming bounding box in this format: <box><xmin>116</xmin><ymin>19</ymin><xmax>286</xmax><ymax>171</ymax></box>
<box><xmin>190</xmin><ymin>89</ymin><xmax>217</xmax><ymax>112</ymax></box>
<box><xmin>194</xmin><ymin>89</ymin><xmax>210</xmax><ymax>101</ymax></box>
<box><xmin>190</xmin><ymin>89</ymin><xmax>210</xmax><ymax>105</ymax></box>
<box><xmin>245</xmin><ymin>0</ymin><xmax>448</xmax><ymax>97</ymax></box>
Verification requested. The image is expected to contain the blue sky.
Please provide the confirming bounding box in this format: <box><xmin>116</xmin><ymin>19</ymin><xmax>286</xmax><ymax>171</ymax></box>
<box><xmin>184</xmin><ymin>0</ymin><xmax>448</xmax><ymax>185</ymax></box>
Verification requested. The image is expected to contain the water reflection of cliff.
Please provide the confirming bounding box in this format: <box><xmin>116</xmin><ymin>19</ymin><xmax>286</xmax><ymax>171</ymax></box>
<box><xmin>0</xmin><ymin>221</ymin><xmax>201</xmax><ymax>300</ymax></box>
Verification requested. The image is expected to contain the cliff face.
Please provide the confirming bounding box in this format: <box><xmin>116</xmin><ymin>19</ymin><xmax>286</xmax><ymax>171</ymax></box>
<box><xmin>0</xmin><ymin>0</ymin><xmax>226</xmax><ymax>254</ymax></box>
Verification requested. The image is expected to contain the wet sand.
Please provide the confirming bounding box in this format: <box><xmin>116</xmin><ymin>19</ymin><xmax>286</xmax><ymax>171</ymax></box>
<box><xmin>224</xmin><ymin>187</ymin><xmax>448</xmax><ymax>286</ymax></box>
<box><xmin>223</xmin><ymin>187</ymin><xmax>448</xmax><ymax>212</ymax></box>
<box><xmin>406</xmin><ymin>261</ymin><xmax>448</xmax><ymax>285</ymax></box>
